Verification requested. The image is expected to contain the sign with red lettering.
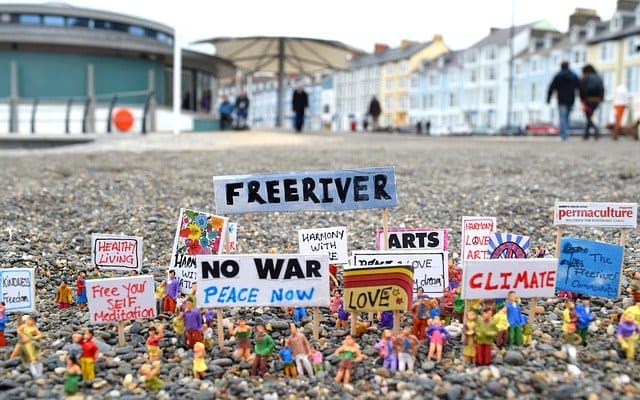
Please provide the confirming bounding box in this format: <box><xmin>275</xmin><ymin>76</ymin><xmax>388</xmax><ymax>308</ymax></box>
<box><xmin>554</xmin><ymin>202</ymin><xmax>637</xmax><ymax>228</ymax></box>
<box><xmin>375</xmin><ymin>228</ymin><xmax>448</xmax><ymax>251</ymax></box>
<box><xmin>461</xmin><ymin>216</ymin><xmax>497</xmax><ymax>262</ymax></box>
<box><xmin>86</xmin><ymin>275</ymin><xmax>156</xmax><ymax>324</ymax></box>
<box><xmin>91</xmin><ymin>234</ymin><xmax>143</xmax><ymax>271</ymax></box>
<box><xmin>461</xmin><ymin>258</ymin><xmax>558</xmax><ymax>300</ymax></box>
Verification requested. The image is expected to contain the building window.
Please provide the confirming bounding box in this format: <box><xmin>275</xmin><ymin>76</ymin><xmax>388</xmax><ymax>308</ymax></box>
<box><xmin>399</xmin><ymin>78</ymin><xmax>408</xmax><ymax>88</ymax></box>
<box><xmin>18</xmin><ymin>14</ymin><xmax>40</xmax><ymax>25</ymax></box>
<box><xmin>485</xmin><ymin>88</ymin><xmax>496</xmax><ymax>104</ymax></box>
<box><xmin>626</xmin><ymin>66</ymin><xmax>640</xmax><ymax>92</ymax></box>
<box><xmin>486</xmin><ymin>47</ymin><xmax>497</xmax><ymax>60</ymax></box>
<box><xmin>530</xmin><ymin>83</ymin><xmax>537</xmax><ymax>102</ymax></box>
<box><xmin>411</xmin><ymin>76</ymin><xmax>420</xmax><ymax>88</ymax></box>
<box><xmin>600</xmin><ymin>42</ymin><xmax>615</xmax><ymax>62</ymax></box>
<box><xmin>385</xmin><ymin>80</ymin><xmax>393</xmax><ymax>90</ymax></box>
<box><xmin>449</xmin><ymin>93</ymin><xmax>457</xmax><ymax>107</ymax></box>
<box><xmin>129</xmin><ymin>25</ymin><xmax>146</xmax><ymax>36</ymax></box>
<box><xmin>399</xmin><ymin>61</ymin><xmax>409</xmax><ymax>72</ymax></box>
<box><xmin>429</xmin><ymin>74</ymin><xmax>439</xmax><ymax>86</ymax></box>
<box><xmin>627</xmin><ymin>36</ymin><xmax>640</xmax><ymax>57</ymax></box>
<box><xmin>386</xmin><ymin>63</ymin><xmax>394</xmax><ymax>74</ymax></box>
<box><xmin>385</xmin><ymin>97</ymin><xmax>392</xmax><ymax>109</ymax></box>
<box><xmin>43</xmin><ymin>15</ymin><xmax>65</xmax><ymax>26</ymax></box>
<box><xmin>470</xmin><ymin>70</ymin><xmax>477</xmax><ymax>83</ymax></box>
<box><xmin>399</xmin><ymin>95</ymin><xmax>408</xmax><ymax>109</ymax></box>
<box><xmin>485</xmin><ymin>67</ymin><xmax>496</xmax><ymax>81</ymax></box>
<box><xmin>428</xmin><ymin>94</ymin><xmax>435</xmax><ymax>108</ymax></box>
<box><xmin>601</xmin><ymin>70</ymin><xmax>614</xmax><ymax>95</ymax></box>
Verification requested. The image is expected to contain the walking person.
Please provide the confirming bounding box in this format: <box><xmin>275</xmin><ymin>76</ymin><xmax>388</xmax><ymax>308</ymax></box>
<box><xmin>547</xmin><ymin>61</ymin><xmax>579</xmax><ymax>141</ymax></box>
<box><xmin>235</xmin><ymin>89</ymin><xmax>250</xmax><ymax>130</ymax></box>
<box><xmin>218</xmin><ymin>95</ymin><xmax>234</xmax><ymax>131</ymax></box>
<box><xmin>292</xmin><ymin>81</ymin><xmax>309</xmax><ymax>133</ymax></box>
<box><xmin>367</xmin><ymin>96</ymin><xmax>382</xmax><ymax>131</ymax></box>
<box><xmin>579</xmin><ymin>64</ymin><xmax>604</xmax><ymax>140</ymax></box>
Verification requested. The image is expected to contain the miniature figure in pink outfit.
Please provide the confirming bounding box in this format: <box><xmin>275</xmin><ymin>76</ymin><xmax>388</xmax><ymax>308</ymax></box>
<box><xmin>329</xmin><ymin>290</ymin><xmax>341</xmax><ymax>314</ymax></box>
<box><xmin>425</xmin><ymin>316</ymin><xmax>450</xmax><ymax>362</ymax></box>
<box><xmin>374</xmin><ymin>329</ymin><xmax>397</xmax><ymax>370</ymax></box>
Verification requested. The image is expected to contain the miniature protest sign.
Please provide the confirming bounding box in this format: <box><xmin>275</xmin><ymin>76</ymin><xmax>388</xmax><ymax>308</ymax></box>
<box><xmin>169</xmin><ymin>209</ymin><xmax>228</xmax><ymax>294</ymax></box>
<box><xmin>213</xmin><ymin>166</ymin><xmax>397</xmax><ymax>214</ymax></box>
<box><xmin>343</xmin><ymin>265</ymin><xmax>414</xmax><ymax>312</ymax></box>
<box><xmin>227</xmin><ymin>223</ymin><xmax>238</xmax><ymax>252</ymax></box>
<box><xmin>91</xmin><ymin>234</ymin><xmax>143</xmax><ymax>272</ymax></box>
<box><xmin>461</xmin><ymin>259</ymin><xmax>558</xmax><ymax>300</ymax></box>
<box><xmin>86</xmin><ymin>275</ymin><xmax>156</xmax><ymax>323</ymax></box>
<box><xmin>352</xmin><ymin>250</ymin><xmax>448</xmax><ymax>296</ymax></box>
<box><xmin>461</xmin><ymin>216</ymin><xmax>497</xmax><ymax>261</ymax></box>
<box><xmin>487</xmin><ymin>233</ymin><xmax>529</xmax><ymax>259</ymax></box>
<box><xmin>375</xmin><ymin>228</ymin><xmax>448</xmax><ymax>251</ymax></box>
<box><xmin>196</xmin><ymin>254</ymin><xmax>330</xmax><ymax>307</ymax></box>
<box><xmin>554</xmin><ymin>202</ymin><xmax>637</xmax><ymax>228</ymax></box>
<box><xmin>556</xmin><ymin>237</ymin><xmax>624</xmax><ymax>300</ymax></box>
<box><xmin>0</xmin><ymin>268</ymin><xmax>35</xmax><ymax>312</ymax></box>
<box><xmin>298</xmin><ymin>226</ymin><xmax>348</xmax><ymax>264</ymax></box>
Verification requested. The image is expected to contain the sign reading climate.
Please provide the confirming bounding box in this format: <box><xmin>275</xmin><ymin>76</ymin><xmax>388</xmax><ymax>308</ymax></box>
<box><xmin>213</xmin><ymin>167</ymin><xmax>397</xmax><ymax>214</ymax></box>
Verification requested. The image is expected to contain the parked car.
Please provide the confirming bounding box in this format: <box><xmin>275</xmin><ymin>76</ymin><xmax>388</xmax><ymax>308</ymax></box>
<box><xmin>472</xmin><ymin>126</ymin><xmax>498</xmax><ymax>135</ymax></box>
<box><xmin>568</xmin><ymin>120</ymin><xmax>587</xmax><ymax>136</ymax></box>
<box><xmin>526</xmin><ymin>122</ymin><xmax>559</xmax><ymax>136</ymax></box>
<box><xmin>499</xmin><ymin>125</ymin><xmax>525</xmax><ymax>136</ymax></box>
<box><xmin>430</xmin><ymin>125</ymin><xmax>451</xmax><ymax>136</ymax></box>
<box><xmin>450</xmin><ymin>123</ymin><xmax>473</xmax><ymax>136</ymax></box>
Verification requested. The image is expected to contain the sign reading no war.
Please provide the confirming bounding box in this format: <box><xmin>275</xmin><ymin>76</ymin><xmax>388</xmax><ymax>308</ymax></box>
<box><xmin>196</xmin><ymin>254</ymin><xmax>330</xmax><ymax>307</ymax></box>
<box><xmin>213</xmin><ymin>167</ymin><xmax>397</xmax><ymax>214</ymax></box>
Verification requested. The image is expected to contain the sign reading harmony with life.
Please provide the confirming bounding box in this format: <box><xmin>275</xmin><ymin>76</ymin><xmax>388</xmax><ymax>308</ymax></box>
<box><xmin>196</xmin><ymin>254</ymin><xmax>330</xmax><ymax>307</ymax></box>
<box><xmin>0</xmin><ymin>268</ymin><xmax>35</xmax><ymax>312</ymax></box>
<box><xmin>556</xmin><ymin>237</ymin><xmax>624</xmax><ymax>300</ymax></box>
<box><xmin>91</xmin><ymin>234</ymin><xmax>143</xmax><ymax>271</ymax></box>
<box><xmin>376</xmin><ymin>228</ymin><xmax>448</xmax><ymax>251</ymax></box>
<box><xmin>461</xmin><ymin>259</ymin><xmax>558</xmax><ymax>300</ymax></box>
<box><xmin>86</xmin><ymin>275</ymin><xmax>156</xmax><ymax>324</ymax></box>
<box><xmin>298</xmin><ymin>226</ymin><xmax>348</xmax><ymax>264</ymax></box>
<box><xmin>213</xmin><ymin>166</ymin><xmax>397</xmax><ymax>214</ymax></box>
<box><xmin>554</xmin><ymin>202</ymin><xmax>637</xmax><ymax>228</ymax></box>
<box><xmin>461</xmin><ymin>216</ymin><xmax>497</xmax><ymax>261</ymax></box>
<box><xmin>343</xmin><ymin>265</ymin><xmax>414</xmax><ymax>312</ymax></box>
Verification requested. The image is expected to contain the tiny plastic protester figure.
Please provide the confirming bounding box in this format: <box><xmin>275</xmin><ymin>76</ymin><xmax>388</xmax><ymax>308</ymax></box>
<box><xmin>522</xmin><ymin>323</ymin><xmax>533</xmax><ymax>346</ymax></box>
<box><xmin>617</xmin><ymin>311</ymin><xmax>640</xmax><ymax>361</ymax></box>
<box><xmin>63</xmin><ymin>354</ymin><xmax>82</xmax><ymax>395</ymax></box>
<box><xmin>394</xmin><ymin>326</ymin><xmax>420</xmax><ymax>372</ymax></box>
<box><xmin>21</xmin><ymin>315</ymin><xmax>42</xmax><ymax>342</ymax></box>
<box><xmin>440</xmin><ymin>288</ymin><xmax>455</xmax><ymax>323</ymax></box>
<box><xmin>447</xmin><ymin>259</ymin><xmax>462</xmax><ymax>289</ymax></box>
<box><xmin>0</xmin><ymin>302</ymin><xmax>7</xmax><ymax>346</ymax></box>
<box><xmin>11</xmin><ymin>330</ymin><xmax>43</xmax><ymax>378</ymax></box>
<box><xmin>505</xmin><ymin>291</ymin><xmax>527</xmax><ymax>346</ymax></box>
<box><xmin>186</xmin><ymin>283</ymin><xmax>197</xmax><ymax>307</ymax></box>
<box><xmin>293</xmin><ymin>306</ymin><xmax>307</xmax><ymax>324</ymax></box>
<box><xmin>425</xmin><ymin>316</ymin><xmax>450</xmax><ymax>362</ymax></box>
<box><xmin>492</xmin><ymin>306</ymin><xmax>509</xmax><ymax>349</ymax></box>
<box><xmin>475</xmin><ymin>307</ymin><xmax>498</xmax><ymax>366</ymax></box>
<box><xmin>428</xmin><ymin>298</ymin><xmax>441</xmax><ymax>319</ymax></box>
<box><xmin>452</xmin><ymin>289</ymin><xmax>465</xmax><ymax>323</ymax></box>
<box><xmin>575</xmin><ymin>297</ymin><xmax>594</xmax><ymax>346</ymax></box>
<box><xmin>463</xmin><ymin>310</ymin><xmax>477</xmax><ymax>363</ymax></box>
<box><xmin>562</xmin><ymin>300</ymin><xmax>578</xmax><ymax>333</ymax></box>
<box><xmin>624</xmin><ymin>302</ymin><xmax>640</xmax><ymax>328</ymax></box>
<box><xmin>55</xmin><ymin>281</ymin><xmax>74</xmax><ymax>309</ymax></box>
<box><xmin>412</xmin><ymin>294</ymin><xmax>431</xmax><ymax>340</ymax></box>
<box><xmin>140</xmin><ymin>360</ymin><xmax>163</xmax><ymax>391</ymax></box>
<box><xmin>251</xmin><ymin>323</ymin><xmax>275</xmax><ymax>377</ymax></box>
<box><xmin>146</xmin><ymin>324</ymin><xmax>164</xmax><ymax>361</ymax></box>
<box><xmin>278</xmin><ymin>345</ymin><xmax>297</xmax><ymax>377</ymax></box>
<box><xmin>334</xmin><ymin>335</ymin><xmax>363</xmax><ymax>386</ymax></box>
<box><xmin>88</xmin><ymin>266</ymin><xmax>102</xmax><ymax>280</ymax></box>
<box><xmin>533</xmin><ymin>245</ymin><xmax>546</xmax><ymax>258</ymax></box>
<box><xmin>80</xmin><ymin>328</ymin><xmax>98</xmax><ymax>381</ymax></box>
<box><xmin>75</xmin><ymin>271</ymin><xmax>87</xmax><ymax>309</ymax></box>
<box><xmin>154</xmin><ymin>280</ymin><xmax>165</xmax><ymax>315</ymax></box>
<box><xmin>413</xmin><ymin>287</ymin><xmax>425</xmax><ymax>305</ymax></box>
<box><xmin>559</xmin><ymin>323</ymin><xmax>582</xmax><ymax>364</ymax></box>
<box><xmin>203</xmin><ymin>324</ymin><xmax>214</xmax><ymax>351</ymax></box>
<box><xmin>310</xmin><ymin>346</ymin><xmax>324</xmax><ymax>374</ymax></box>
<box><xmin>378</xmin><ymin>310</ymin><xmax>394</xmax><ymax>329</ymax></box>
<box><xmin>172</xmin><ymin>313</ymin><xmax>186</xmax><ymax>348</ymax></box>
<box><xmin>374</xmin><ymin>329</ymin><xmax>397</xmax><ymax>370</ymax></box>
<box><xmin>204</xmin><ymin>309</ymin><xmax>216</xmax><ymax>329</ymax></box>
<box><xmin>193</xmin><ymin>342</ymin><xmax>207</xmax><ymax>379</ymax></box>
<box><xmin>162</xmin><ymin>270</ymin><xmax>179</xmax><ymax>313</ymax></box>
<box><xmin>336</xmin><ymin>300</ymin><xmax>349</xmax><ymax>329</ymax></box>
<box><xmin>627</xmin><ymin>271</ymin><xmax>640</xmax><ymax>304</ymax></box>
<box><xmin>182</xmin><ymin>299</ymin><xmax>203</xmax><ymax>349</ymax></box>
<box><xmin>228</xmin><ymin>319</ymin><xmax>252</xmax><ymax>361</ymax></box>
<box><xmin>287</xmin><ymin>323</ymin><xmax>314</xmax><ymax>377</ymax></box>
<box><xmin>330</xmin><ymin>290</ymin><xmax>342</xmax><ymax>314</ymax></box>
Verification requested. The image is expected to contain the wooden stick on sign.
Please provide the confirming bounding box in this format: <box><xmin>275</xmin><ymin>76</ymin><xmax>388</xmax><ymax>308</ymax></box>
<box><xmin>217</xmin><ymin>309</ymin><xmax>224</xmax><ymax>349</ymax></box>
<box><xmin>312</xmin><ymin>307</ymin><xmax>320</xmax><ymax>340</ymax></box>
<box><xmin>117</xmin><ymin>320</ymin><xmax>126</xmax><ymax>345</ymax></box>
<box><xmin>620</xmin><ymin>229</ymin><xmax>628</xmax><ymax>246</ymax></box>
<box><xmin>350</xmin><ymin>312</ymin><xmax>357</xmax><ymax>337</ymax></box>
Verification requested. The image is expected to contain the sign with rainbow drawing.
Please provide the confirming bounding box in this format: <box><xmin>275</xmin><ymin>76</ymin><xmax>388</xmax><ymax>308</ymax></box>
<box><xmin>343</xmin><ymin>265</ymin><xmax>414</xmax><ymax>313</ymax></box>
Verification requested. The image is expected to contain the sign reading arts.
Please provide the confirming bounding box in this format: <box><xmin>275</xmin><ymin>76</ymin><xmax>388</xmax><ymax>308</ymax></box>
<box><xmin>461</xmin><ymin>258</ymin><xmax>558</xmax><ymax>300</ymax></box>
<box><xmin>461</xmin><ymin>216</ymin><xmax>497</xmax><ymax>261</ymax></box>
<box><xmin>376</xmin><ymin>228</ymin><xmax>448</xmax><ymax>251</ymax></box>
<box><xmin>91</xmin><ymin>234</ymin><xmax>143</xmax><ymax>271</ymax></box>
<box><xmin>343</xmin><ymin>265</ymin><xmax>414</xmax><ymax>313</ymax></box>
<box><xmin>554</xmin><ymin>202</ymin><xmax>637</xmax><ymax>228</ymax></box>
<box><xmin>298</xmin><ymin>226</ymin><xmax>348</xmax><ymax>264</ymax></box>
<box><xmin>0</xmin><ymin>268</ymin><xmax>35</xmax><ymax>312</ymax></box>
<box><xmin>556</xmin><ymin>237</ymin><xmax>623</xmax><ymax>300</ymax></box>
<box><xmin>213</xmin><ymin>166</ymin><xmax>397</xmax><ymax>214</ymax></box>
<box><xmin>196</xmin><ymin>254</ymin><xmax>330</xmax><ymax>307</ymax></box>
<box><xmin>86</xmin><ymin>275</ymin><xmax>156</xmax><ymax>324</ymax></box>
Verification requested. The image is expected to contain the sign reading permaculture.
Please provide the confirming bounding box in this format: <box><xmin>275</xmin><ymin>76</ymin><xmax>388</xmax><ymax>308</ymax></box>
<box><xmin>487</xmin><ymin>232</ymin><xmax>529</xmax><ymax>259</ymax></box>
<box><xmin>351</xmin><ymin>250</ymin><xmax>448</xmax><ymax>296</ymax></box>
<box><xmin>376</xmin><ymin>228</ymin><xmax>448</xmax><ymax>251</ymax></box>
<box><xmin>461</xmin><ymin>259</ymin><xmax>558</xmax><ymax>300</ymax></box>
<box><xmin>461</xmin><ymin>216</ymin><xmax>497</xmax><ymax>261</ymax></box>
<box><xmin>555</xmin><ymin>237</ymin><xmax>624</xmax><ymax>300</ymax></box>
<box><xmin>0</xmin><ymin>268</ymin><xmax>35</xmax><ymax>312</ymax></box>
<box><xmin>169</xmin><ymin>209</ymin><xmax>228</xmax><ymax>294</ymax></box>
<box><xmin>196</xmin><ymin>254</ymin><xmax>330</xmax><ymax>307</ymax></box>
<box><xmin>554</xmin><ymin>202</ymin><xmax>637</xmax><ymax>228</ymax></box>
<box><xmin>343</xmin><ymin>265</ymin><xmax>414</xmax><ymax>312</ymax></box>
<box><xmin>298</xmin><ymin>226</ymin><xmax>348</xmax><ymax>264</ymax></box>
<box><xmin>91</xmin><ymin>234</ymin><xmax>143</xmax><ymax>271</ymax></box>
<box><xmin>86</xmin><ymin>275</ymin><xmax>156</xmax><ymax>323</ymax></box>
<box><xmin>213</xmin><ymin>166</ymin><xmax>397</xmax><ymax>214</ymax></box>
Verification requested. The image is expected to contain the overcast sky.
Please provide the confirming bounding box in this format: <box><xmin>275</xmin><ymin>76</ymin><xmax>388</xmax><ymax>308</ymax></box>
<box><xmin>7</xmin><ymin>0</ymin><xmax>617</xmax><ymax>52</ymax></box>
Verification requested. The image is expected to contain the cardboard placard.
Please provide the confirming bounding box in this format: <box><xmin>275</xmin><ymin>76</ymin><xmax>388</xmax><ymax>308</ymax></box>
<box><xmin>0</xmin><ymin>268</ymin><xmax>35</xmax><ymax>312</ymax></box>
<box><xmin>375</xmin><ymin>228</ymin><xmax>448</xmax><ymax>251</ymax></box>
<box><xmin>213</xmin><ymin>166</ymin><xmax>398</xmax><ymax>214</ymax></box>
<box><xmin>554</xmin><ymin>202</ymin><xmax>637</xmax><ymax>228</ymax></box>
<box><xmin>555</xmin><ymin>237</ymin><xmax>624</xmax><ymax>300</ymax></box>
<box><xmin>343</xmin><ymin>265</ymin><xmax>414</xmax><ymax>312</ymax></box>
<box><xmin>86</xmin><ymin>275</ymin><xmax>156</xmax><ymax>324</ymax></box>
<box><xmin>227</xmin><ymin>223</ymin><xmax>238</xmax><ymax>252</ymax></box>
<box><xmin>487</xmin><ymin>232</ymin><xmax>530</xmax><ymax>259</ymax></box>
<box><xmin>461</xmin><ymin>216</ymin><xmax>497</xmax><ymax>261</ymax></box>
<box><xmin>91</xmin><ymin>234</ymin><xmax>143</xmax><ymax>271</ymax></box>
<box><xmin>461</xmin><ymin>259</ymin><xmax>558</xmax><ymax>300</ymax></box>
<box><xmin>298</xmin><ymin>226</ymin><xmax>348</xmax><ymax>264</ymax></box>
<box><xmin>196</xmin><ymin>254</ymin><xmax>330</xmax><ymax>307</ymax></box>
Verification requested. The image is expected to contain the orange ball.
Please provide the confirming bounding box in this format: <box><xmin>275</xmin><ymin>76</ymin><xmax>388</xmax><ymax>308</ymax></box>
<box><xmin>113</xmin><ymin>108</ymin><xmax>134</xmax><ymax>132</ymax></box>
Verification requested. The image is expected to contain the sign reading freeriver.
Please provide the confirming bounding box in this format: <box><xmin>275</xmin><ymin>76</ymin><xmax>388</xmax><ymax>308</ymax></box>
<box><xmin>376</xmin><ymin>228</ymin><xmax>448</xmax><ymax>251</ymax></box>
<box><xmin>91</xmin><ymin>234</ymin><xmax>143</xmax><ymax>271</ymax></box>
<box><xmin>461</xmin><ymin>259</ymin><xmax>558</xmax><ymax>300</ymax></box>
<box><xmin>0</xmin><ymin>268</ymin><xmax>35</xmax><ymax>312</ymax></box>
<box><xmin>196</xmin><ymin>254</ymin><xmax>330</xmax><ymax>307</ymax></box>
<box><xmin>213</xmin><ymin>166</ymin><xmax>397</xmax><ymax>214</ymax></box>
<box><xmin>298</xmin><ymin>226</ymin><xmax>348</xmax><ymax>264</ymax></box>
<box><xmin>86</xmin><ymin>275</ymin><xmax>156</xmax><ymax>324</ymax></box>
<box><xmin>554</xmin><ymin>202</ymin><xmax>637</xmax><ymax>228</ymax></box>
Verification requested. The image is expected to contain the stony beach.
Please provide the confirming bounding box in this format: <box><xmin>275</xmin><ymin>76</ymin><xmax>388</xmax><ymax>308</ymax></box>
<box><xmin>0</xmin><ymin>131</ymin><xmax>639</xmax><ymax>400</ymax></box>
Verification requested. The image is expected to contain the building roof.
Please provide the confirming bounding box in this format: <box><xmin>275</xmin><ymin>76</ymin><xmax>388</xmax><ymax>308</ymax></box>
<box><xmin>467</xmin><ymin>20</ymin><xmax>556</xmax><ymax>49</ymax></box>
<box><xmin>587</xmin><ymin>20</ymin><xmax>640</xmax><ymax>44</ymax></box>
<box><xmin>349</xmin><ymin>40</ymin><xmax>433</xmax><ymax>68</ymax></box>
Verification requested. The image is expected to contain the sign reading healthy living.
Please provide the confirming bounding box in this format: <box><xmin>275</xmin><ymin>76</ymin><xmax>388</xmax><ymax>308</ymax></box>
<box><xmin>196</xmin><ymin>254</ymin><xmax>330</xmax><ymax>307</ymax></box>
<box><xmin>554</xmin><ymin>202</ymin><xmax>637</xmax><ymax>228</ymax></box>
<box><xmin>376</xmin><ymin>228</ymin><xmax>448</xmax><ymax>251</ymax></box>
<box><xmin>213</xmin><ymin>166</ymin><xmax>397</xmax><ymax>214</ymax></box>
<box><xmin>556</xmin><ymin>237</ymin><xmax>624</xmax><ymax>300</ymax></box>
<box><xmin>91</xmin><ymin>234</ymin><xmax>143</xmax><ymax>271</ymax></box>
<box><xmin>343</xmin><ymin>265</ymin><xmax>414</xmax><ymax>313</ymax></box>
<box><xmin>86</xmin><ymin>275</ymin><xmax>156</xmax><ymax>323</ymax></box>
<box><xmin>461</xmin><ymin>259</ymin><xmax>558</xmax><ymax>300</ymax></box>
<box><xmin>461</xmin><ymin>216</ymin><xmax>497</xmax><ymax>261</ymax></box>
<box><xmin>298</xmin><ymin>226</ymin><xmax>348</xmax><ymax>264</ymax></box>
<box><xmin>0</xmin><ymin>268</ymin><xmax>35</xmax><ymax>312</ymax></box>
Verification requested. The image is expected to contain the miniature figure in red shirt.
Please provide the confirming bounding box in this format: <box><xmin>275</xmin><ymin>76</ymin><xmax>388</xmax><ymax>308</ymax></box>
<box><xmin>80</xmin><ymin>329</ymin><xmax>99</xmax><ymax>381</ymax></box>
<box><xmin>146</xmin><ymin>324</ymin><xmax>164</xmax><ymax>362</ymax></box>
<box><xmin>75</xmin><ymin>271</ymin><xmax>87</xmax><ymax>309</ymax></box>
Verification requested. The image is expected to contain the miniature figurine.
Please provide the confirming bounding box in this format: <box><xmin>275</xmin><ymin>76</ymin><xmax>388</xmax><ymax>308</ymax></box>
<box><xmin>475</xmin><ymin>307</ymin><xmax>498</xmax><ymax>365</ymax></box>
<box><xmin>355</xmin><ymin>320</ymin><xmax>371</xmax><ymax>337</ymax></box>
<box><xmin>186</xmin><ymin>283</ymin><xmax>197</xmax><ymax>307</ymax></box>
<box><xmin>627</xmin><ymin>271</ymin><xmax>640</xmax><ymax>304</ymax></box>
<box><xmin>88</xmin><ymin>266</ymin><xmax>102</xmax><ymax>280</ymax></box>
<box><xmin>80</xmin><ymin>328</ymin><xmax>98</xmax><ymax>381</ymax></box>
<box><xmin>0</xmin><ymin>302</ymin><xmax>6</xmax><ymax>346</ymax></box>
<box><xmin>412</xmin><ymin>294</ymin><xmax>431</xmax><ymax>340</ymax></box>
<box><xmin>10</xmin><ymin>330</ymin><xmax>42</xmax><ymax>378</ymax></box>
<box><xmin>374</xmin><ymin>329</ymin><xmax>397</xmax><ymax>370</ymax></box>
<box><xmin>329</xmin><ymin>290</ymin><xmax>342</xmax><ymax>314</ymax></box>
<box><xmin>492</xmin><ymin>305</ymin><xmax>509</xmax><ymax>349</ymax></box>
<box><xmin>278</xmin><ymin>345</ymin><xmax>297</xmax><ymax>377</ymax></box>
<box><xmin>425</xmin><ymin>316</ymin><xmax>450</xmax><ymax>362</ymax></box>
<box><xmin>562</xmin><ymin>300</ymin><xmax>578</xmax><ymax>333</ymax></box>
<box><xmin>505</xmin><ymin>291</ymin><xmax>527</xmax><ymax>346</ymax></box>
<box><xmin>463</xmin><ymin>310</ymin><xmax>477</xmax><ymax>363</ymax></box>
<box><xmin>559</xmin><ymin>323</ymin><xmax>582</xmax><ymax>364</ymax></box>
<box><xmin>162</xmin><ymin>270</ymin><xmax>179</xmax><ymax>313</ymax></box>
<box><xmin>140</xmin><ymin>360</ymin><xmax>164</xmax><ymax>391</ymax></box>
<box><xmin>183</xmin><ymin>299</ymin><xmax>203</xmax><ymax>349</ymax></box>
<box><xmin>69</xmin><ymin>333</ymin><xmax>82</xmax><ymax>361</ymax></box>
<box><xmin>617</xmin><ymin>311</ymin><xmax>640</xmax><ymax>360</ymax></box>
<box><xmin>334</xmin><ymin>335</ymin><xmax>363</xmax><ymax>386</ymax></box>
<box><xmin>251</xmin><ymin>323</ymin><xmax>275</xmax><ymax>377</ymax></box>
<box><xmin>229</xmin><ymin>319</ymin><xmax>252</xmax><ymax>361</ymax></box>
<box><xmin>452</xmin><ymin>289</ymin><xmax>465</xmax><ymax>323</ymax></box>
<box><xmin>440</xmin><ymin>288</ymin><xmax>455</xmax><ymax>323</ymax></box>
<box><xmin>575</xmin><ymin>296</ymin><xmax>594</xmax><ymax>346</ymax></box>
<box><xmin>413</xmin><ymin>287</ymin><xmax>425</xmax><ymax>305</ymax></box>
<box><xmin>21</xmin><ymin>315</ymin><xmax>42</xmax><ymax>342</ymax></box>
<box><xmin>75</xmin><ymin>271</ymin><xmax>87</xmax><ymax>309</ymax></box>
<box><xmin>155</xmin><ymin>280</ymin><xmax>165</xmax><ymax>315</ymax></box>
<box><xmin>448</xmin><ymin>259</ymin><xmax>462</xmax><ymax>289</ymax></box>
<box><xmin>428</xmin><ymin>298</ymin><xmax>441</xmax><ymax>319</ymax></box>
<box><xmin>310</xmin><ymin>345</ymin><xmax>325</xmax><ymax>374</ymax></box>
<box><xmin>203</xmin><ymin>324</ymin><xmax>214</xmax><ymax>351</ymax></box>
<box><xmin>193</xmin><ymin>342</ymin><xmax>208</xmax><ymax>379</ymax></box>
<box><xmin>55</xmin><ymin>281</ymin><xmax>73</xmax><ymax>309</ymax></box>
<box><xmin>146</xmin><ymin>324</ymin><xmax>164</xmax><ymax>361</ymax></box>
<box><xmin>63</xmin><ymin>354</ymin><xmax>82</xmax><ymax>395</ymax></box>
<box><xmin>172</xmin><ymin>312</ymin><xmax>186</xmax><ymax>348</ymax></box>
<box><xmin>287</xmin><ymin>323</ymin><xmax>314</xmax><ymax>377</ymax></box>
<box><xmin>336</xmin><ymin>300</ymin><xmax>349</xmax><ymax>329</ymax></box>
<box><xmin>204</xmin><ymin>309</ymin><xmax>216</xmax><ymax>329</ymax></box>
<box><xmin>533</xmin><ymin>245</ymin><xmax>546</xmax><ymax>258</ymax></box>
<box><xmin>522</xmin><ymin>323</ymin><xmax>533</xmax><ymax>345</ymax></box>
<box><xmin>394</xmin><ymin>326</ymin><xmax>420</xmax><ymax>372</ymax></box>
<box><xmin>378</xmin><ymin>310</ymin><xmax>394</xmax><ymax>329</ymax></box>
<box><xmin>293</xmin><ymin>306</ymin><xmax>307</xmax><ymax>323</ymax></box>
<box><xmin>623</xmin><ymin>302</ymin><xmax>640</xmax><ymax>328</ymax></box>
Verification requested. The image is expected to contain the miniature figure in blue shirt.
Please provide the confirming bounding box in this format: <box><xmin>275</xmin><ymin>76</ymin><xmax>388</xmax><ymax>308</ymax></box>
<box><xmin>294</xmin><ymin>307</ymin><xmax>307</xmax><ymax>323</ymax></box>
<box><xmin>428</xmin><ymin>299</ymin><xmax>441</xmax><ymax>319</ymax></box>
<box><xmin>378</xmin><ymin>311</ymin><xmax>393</xmax><ymax>329</ymax></box>
<box><xmin>505</xmin><ymin>291</ymin><xmax>527</xmax><ymax>346</ymax></box>
<box><xmin>278</xmin><ymin>346</ymin><xmax>297</xmax><ymax>377</ymax></box>
<box><xmin>575</xmin><ymin>297</ymin><xmax>594</xmax><ymax>346</ymax></box>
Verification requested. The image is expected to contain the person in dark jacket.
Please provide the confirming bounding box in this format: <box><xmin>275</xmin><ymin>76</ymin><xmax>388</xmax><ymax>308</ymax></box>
<box><xmin>218</xmin><ymin>95</ymin><xmax>234</xmax><ymax>131</ymax></box>
<box><xmin>579</xmin><ymin>64</ymin><xmax>605</xmax><ymax>140</ymax></box>
<box><xmin>367</xmin><ymin>96</ymin><xmax>382</xmax><ymax>131</ymax></box>
<box><xmin>292</xmin><ymin>81</ymin><xmax>309</xmax><ymax>133</ymax></box>
<box><xmin>547</xmin><ymin>61</ymin><xmax>579</xmax><ymax>141</ymax></box>
<box><xmin>235</xmin><ymin>90</ymin><xmax>250</xmax><ymax>130</ymax></box>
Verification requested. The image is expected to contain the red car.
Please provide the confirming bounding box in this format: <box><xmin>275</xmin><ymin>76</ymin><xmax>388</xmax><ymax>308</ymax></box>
<box><xmin>526</xmin><ymin>123</ymin><xmax>559</xmax><ymax>136</ymax></box>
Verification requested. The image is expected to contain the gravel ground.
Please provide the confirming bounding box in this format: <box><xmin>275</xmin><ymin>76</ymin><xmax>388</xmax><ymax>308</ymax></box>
<box><xmin>0</xmin><ymin>131</ymin><xmax>639</xmax><ymax>400</ymax></box>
